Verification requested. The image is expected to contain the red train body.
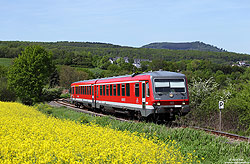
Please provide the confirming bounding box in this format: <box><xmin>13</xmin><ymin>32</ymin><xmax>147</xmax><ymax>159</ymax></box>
<box><xmin>70</xmin><ymin>71</ymin><xmax>190</xmax><ymax>121</ymax></box>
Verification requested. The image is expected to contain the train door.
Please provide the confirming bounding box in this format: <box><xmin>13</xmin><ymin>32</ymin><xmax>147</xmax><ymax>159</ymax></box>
<box><xmin>142</xmin><ymin>81</ymin><xmax>146</xmax><ymax>109</ymax></box>
<box><xmin>91</xmin><ymin>85</ymin><xmax>95</xmax><ymax>108</ymax></box>
<box><xmin>146</xmin><ymin>81</ymin><xmax>150</xmax><ymax>105</ymax></box>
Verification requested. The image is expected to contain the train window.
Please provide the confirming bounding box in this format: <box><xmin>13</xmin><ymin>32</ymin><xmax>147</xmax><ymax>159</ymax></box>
<box><xmin>122</xmin><ymin>84</ymin><xmax>125</xmax><ymax>96</ymax></box>
<box><xmin>81</xmin><ymin>86</ymin><xmax>83</xmax><ymax>94</ymax></box>
<box><xmin>126</xmin><ymin>83</ymin><xmax>130</xmax><ymax>96</ymax></box>
<box><xmin>76</xmin><ymin>87</ymin><xmax>78</xmax><ymax>94</ymax></box>
<box><xmin>72</xmin><ymin>87</ymin><xmax>74</xmax><ymax>94</ymax></box>
<box><xmin>113</xmin><ymin>85</ymin><xmax>116</xmax><ymax>96</ymax></box>
<box><xmin>92</xmin><ymin>86</ymin><xmax>94</xmax><ymax>95</ymax></box>
<box><xmin>117</xmin><ymin>84</ymin><xmax>120</xmax><ymax>96</ymax></box>
<box><xmin>84</xmin><ymin>86</ymin><xmax>85</xmax><ymax>95</ymax></box>
<box><xmin>106</xmin><ymin>85</ymin><xmax>109</xmax><ymax>96</ymax></box>
<box><xmin>88</xmin><ymin>86</ymin><xmax>91</xmax><ymax>95</ymax></box>
<box><xmin>110</xmin><ymin>85</ymin><xmax>112</xmax><ymax>96</ymax></box>
<box><xmin>135</xmin><ymin>83</ymin><xmax>139</xmax><ymax>97</ymax></box>
<box><xmin>90</xmin><ymin>86</ymin><xmax>92</xmax><ymax>95</ymax></box>
<box><xmin>103</xmin><ymin>85</ymin><xmax>105</xmax><ymax>96</ymax></box>
<box><xmin>146</xmin><ymin>83</ymin><xmax>150</xmax><ymax>97</ymax></box>
<box><xmin>154</xmin><ymin>79</ymin><xmax>185</xmax><ymax>93</ymax></box>
<box><xmin>100</xmin><ymin>85</ymin><xmax>102</xmax><ymax>95</ymax></box>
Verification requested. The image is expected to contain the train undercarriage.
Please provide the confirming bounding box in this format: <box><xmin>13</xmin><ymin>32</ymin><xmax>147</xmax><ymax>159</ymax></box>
<box><xmin>73</xmin><ymin>100</ymin><xmax>188</xmax><ymax>123</ymax></box>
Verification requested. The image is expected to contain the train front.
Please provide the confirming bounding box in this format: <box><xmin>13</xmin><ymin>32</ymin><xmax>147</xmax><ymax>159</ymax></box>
<box><xmin>151</xmin><ymin>72</ymin><xmax>190</xmax><ymax>121</ymax></box>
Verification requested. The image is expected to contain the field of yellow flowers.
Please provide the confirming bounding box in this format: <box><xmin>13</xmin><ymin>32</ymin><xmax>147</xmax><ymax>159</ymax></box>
<box><xmin>0</xmin><ymin>102</ymin><xmax>199</xmax><ymax>163</ymax></box>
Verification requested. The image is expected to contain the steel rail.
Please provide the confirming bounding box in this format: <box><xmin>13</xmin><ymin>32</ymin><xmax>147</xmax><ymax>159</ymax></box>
<box><xmin>189</xmin><ymin>126</ymin><xmax>250</xmax><ymax>142</ymax></box>
<box><xmin>52</xmin><ymin>100</ymin><xmax>134</xmax><ymax>123</ymax></box>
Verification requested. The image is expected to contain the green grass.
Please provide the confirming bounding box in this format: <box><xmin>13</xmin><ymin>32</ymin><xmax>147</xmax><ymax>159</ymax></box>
<box><xmin>0</xmin><ymin>58</ymin><xmax>13</xmax><ymax>67</ymax></box>
<box><xmin>36</xmin><ymin>103</ymin><xmax>250</xmax><ymax>164</ymax></box>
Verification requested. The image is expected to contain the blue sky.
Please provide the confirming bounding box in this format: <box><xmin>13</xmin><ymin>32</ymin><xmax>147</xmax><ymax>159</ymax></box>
<box><xmin>1</xmin><ymin>0</ymin><xmax>250</xmax><ymax>54</ymax></box>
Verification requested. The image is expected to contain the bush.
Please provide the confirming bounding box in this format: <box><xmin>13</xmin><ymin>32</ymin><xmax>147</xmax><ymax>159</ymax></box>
<box><xmin>0</xmin><ymin>81</ymin><xmax>16</xmax><ymax>101</ymax></box>
<box><xmin>0</xmin><ymin>65</ymin><xmax>16</xmax><ymax>101</ymax></box>
<box><xmin>225</xmin><ymin>81</ymin><xmax>250</xmax><ymax>135</ymax></box>
<box><xmin>60</xmin><ymin>93</ymin><xmax>70</xmax><ymax>99</ymax></box>
<box><xmin>42</xmin><ymin>87</ymin><xmax>63</xmax><ymax>101</ymax></box>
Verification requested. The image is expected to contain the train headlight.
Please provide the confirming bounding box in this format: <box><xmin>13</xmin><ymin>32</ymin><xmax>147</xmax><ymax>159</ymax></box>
<box><xmin>169</xmin><ymin>93</ymin><xmax>174</xmax><ymax>98</ymax></box>
<box><xmin>157</xmin><ymin>102</ymin><xmax>161</xmax><ymax>106</ymax></box>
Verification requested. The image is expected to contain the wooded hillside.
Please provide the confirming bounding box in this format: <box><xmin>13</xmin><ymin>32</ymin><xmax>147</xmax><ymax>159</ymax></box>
<box><xmin>0</xmin><ymin>41</ymin><xmax>249</xmax><ymax>65</ymax></box>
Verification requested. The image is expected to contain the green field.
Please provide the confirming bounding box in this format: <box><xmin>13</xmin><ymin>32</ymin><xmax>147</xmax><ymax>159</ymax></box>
<box><xmin>0</xmin><ymin>58</ymin><xmax>13</xmax><ymax>67</ymax></box>
<box><xmin>37</xmin><ymin>103</ymin><xmax>250</xmax><ymax>164</ymax></box>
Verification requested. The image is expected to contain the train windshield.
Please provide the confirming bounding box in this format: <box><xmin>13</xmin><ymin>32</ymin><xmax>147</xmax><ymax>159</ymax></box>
<box><xmin>154</xmin><ymin>79</ymin><xmax>185</xmax><ymax>93</ymax></box>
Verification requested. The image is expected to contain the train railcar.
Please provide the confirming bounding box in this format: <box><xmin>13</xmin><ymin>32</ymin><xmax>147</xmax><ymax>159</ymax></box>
<box><xmin>70</xmin><ymin>71</ymin><xmax>190</xmax><ymax>121</ymax></box>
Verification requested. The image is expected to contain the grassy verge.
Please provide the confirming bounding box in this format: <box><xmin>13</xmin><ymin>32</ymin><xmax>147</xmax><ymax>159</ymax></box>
<box><xmin>36</xmin><ymin>103</ymin><xmax>250</xmax><ymax>163</ymax></box>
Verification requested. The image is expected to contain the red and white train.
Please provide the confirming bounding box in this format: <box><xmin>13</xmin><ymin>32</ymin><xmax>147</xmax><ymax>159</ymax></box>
<box><xmin>70</xmin><ymin>71</ymin><xmax>190</xmax><ymax>121</ymax></box>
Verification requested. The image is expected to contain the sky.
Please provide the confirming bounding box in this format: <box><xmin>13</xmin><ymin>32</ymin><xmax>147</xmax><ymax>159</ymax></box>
<box><xmin>1</xmin><ymin>0</ymin><xmax>250</xmax><ymax>54</ymax></box>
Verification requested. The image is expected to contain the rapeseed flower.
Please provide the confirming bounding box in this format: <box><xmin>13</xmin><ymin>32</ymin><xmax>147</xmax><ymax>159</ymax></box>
<box><xmin>0</xmin><ymin>102</ymin><xmax>200</xmax><ymax>163</ymax></box>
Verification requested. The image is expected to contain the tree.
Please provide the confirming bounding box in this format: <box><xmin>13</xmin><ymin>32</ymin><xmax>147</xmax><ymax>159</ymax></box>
<box><xmin>0</xmin><ymin>65</ymin><xmax>16</xmax><ymax>101</ymax></box>
<box><xmin>98</xmin><ymin>56</ymin><xmax>111</xmax><ymax>70</ymax></box>
<box><xmin>8</xmin><ymin>45</ymin><xmax>54</xmax><ymax>105</ymax></box>
<box><xmin>59</xmin><ymin>65</ymin><xmax>88</xmax><ymax>88</ymax></box>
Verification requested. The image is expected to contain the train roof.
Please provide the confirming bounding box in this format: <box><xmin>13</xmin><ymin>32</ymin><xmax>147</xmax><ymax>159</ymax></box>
<box><xmin>141</xmin><ymin>71</ymin><xmax>185</xmax><ymax>77</ymax></box>
<box><xmin>72</xmin><ymin>71</ymin><xmax>185</xmax><ymax>85</ymax></box>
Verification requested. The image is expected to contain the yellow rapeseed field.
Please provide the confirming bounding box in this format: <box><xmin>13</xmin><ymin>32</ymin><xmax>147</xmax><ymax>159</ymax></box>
<box><xmin>0</xmin><ymin>102</ymin><xmax>199</xmax><ymax>163</ymax></box>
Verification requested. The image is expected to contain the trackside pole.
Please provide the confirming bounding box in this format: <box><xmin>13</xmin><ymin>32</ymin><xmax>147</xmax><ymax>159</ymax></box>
<box><xmin>219</xmin><ymin>109</ymin><xmax>221</xmax><ymax>131</ymax></box>
<box><xmin>219</xmin><ymin>101</ymin><xmax>224</xmax><ymax>131</ymax></box>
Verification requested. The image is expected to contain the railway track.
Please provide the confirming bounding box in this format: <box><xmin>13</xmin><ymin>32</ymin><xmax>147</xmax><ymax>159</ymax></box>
<box><xmin>51</xmin><ymin>99</ymin><xmax>250</xmax><ymax>143</ymax></box>
<box><xmin>52</xmin><ymin>99</ymin><xmax>135</xmax><ymax>123</ymax></box>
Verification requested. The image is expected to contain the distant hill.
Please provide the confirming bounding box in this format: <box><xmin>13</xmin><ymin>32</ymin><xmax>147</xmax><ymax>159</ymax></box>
<box><xmin>1</xmin><ymin>41</ymin><xmax>250</xmax><ymax>66</ymax></box>
<box><xmin>142</xmin><ymin>41</ymin><xmax>226</xmax><ymax>52</ymax></box>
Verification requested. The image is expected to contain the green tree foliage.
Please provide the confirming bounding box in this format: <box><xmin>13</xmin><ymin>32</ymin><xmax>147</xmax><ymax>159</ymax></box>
<box><xmin>1</xmin><ymin>41</ymin><xmax>250</xmax><ymax>66</ymax></box>
<box><xmin>8</xmin><ymin>46</ymin><xmax>54</xmax><ymax>105</ymax></box>
<box><xmin>42</xmin><ymin>87</ymin><xmax>63</xmax><ymax>101</ymax></box>
<box><xmin>49</xmin><ymin>68</ymin><xmax>60</xmax><ymax>88</ymax></box>
<box><xmin>226</xmin><ymin>82</ymin><xmax>250</xmax><ymax>134</ymax></box>
<box><xmin>0</xmin><ymin>65</ymin><xmax>16</xmax><ymax>101</ymax></box>
<box><xmin>98</xmin><ymin>56</ymin><xmax>111</xmax><ymax>69</ymax></box>
<box><xmin>142</xmin><ymin>41</ymin><xmax>226</xmax><ymax>52</ymax></box>
<box><xmin>58</xmin><ymin>65</ymin><xmax>89</xmax><ymax>88</ymax></box>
